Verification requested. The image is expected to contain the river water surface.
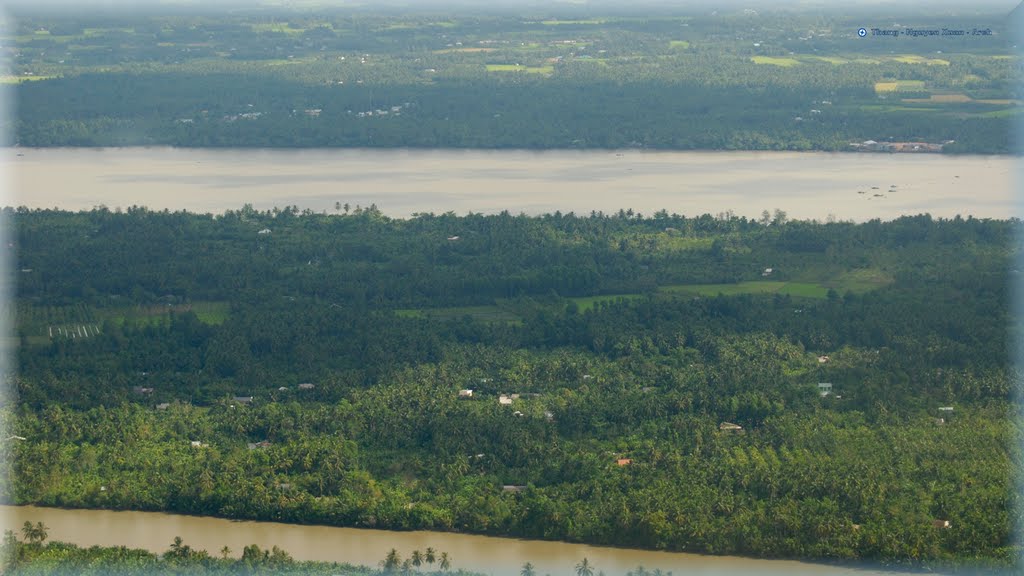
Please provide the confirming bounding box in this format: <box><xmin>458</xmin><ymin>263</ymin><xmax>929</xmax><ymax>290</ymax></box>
<box><xmin>4</xmin><ymin>148</ymin><xmax>1017</xmax><ymax>220</ymax></box>
<box><xmin>2</xmin><ymin>505</ymin><xmax>916</xmax><ymax>576</ymax></box>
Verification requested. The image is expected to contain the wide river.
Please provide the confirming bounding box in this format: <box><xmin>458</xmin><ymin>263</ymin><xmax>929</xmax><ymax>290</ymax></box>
<box><xmin>3</xmin><ymin>148</ymin><xmax>1018</xmax><ymax>220</ymax></box>
<box><xmin>2</xmin><ymin>505</ymin><xmax>921</xmax><ymax>576</ymax></box>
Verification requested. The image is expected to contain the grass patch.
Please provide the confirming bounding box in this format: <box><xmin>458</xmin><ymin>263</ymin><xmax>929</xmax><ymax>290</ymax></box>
<box><xmin>97</xmin><ymin>301</ymin><xmax>230</xmax><ymax>327</ymax></box>
<box><xmin>83</xmin><ymin>28</ymin><xmax>135</xmax><ymax>36</ymax></box>
<box><xmin>902</xmin><ymin>94</ymin><xmax>972</xmax><ymax>103</ymax></box>
<box><xmin>669</xmin><ymin>40</ymin><xmax>690</xmax><ymax>49</ymax></box>
<box><xmin>980</xmin><ymin>108</ymin><xmax>1024</xmax><ymax>118</ymax></box>
<box><xmin>435</xmin><ymin>47</ymin><xmax>497</xmax><ymax>53</ymax></box>
<box><xmin>396</xmin><ymin>305</ymin><xmax>522</xmax><ymax>325</ymax></box>
<box><xmin>824</xmin><ymin>268</ymin><xmax>894</xmax><ymax>293</ymax></box>
<box><xmin>875</xmin><ymin>80</ymin><xmax>926</xmax><ymax>93</ymax></box>
<box><xmin>189</xmin><ymin>302</ymin><xmax>231</xmax><ymax>325</ymax></box>
<box><xmin>860</xmin><ymin>104</ymin><xmax>939</xmax><ymax>113</ymax></box>
<box><xmin>660</xmin><ymin>236</ymin><xmax>714</xmax><ymax>250</ymax></box>
<box><xmin>485</xmin><ymin>64</ymin><xmax>554</xmax><ymax>74</ymax></box>
<box><xmin>975</xmin><ymin>99</ymin><xmax>1022</xmax><ymax>105</ymax></box>
<box><xmin>805</xmin><ymin>55</ymin><xmax>849</xmax><ymax>65</ymax></box>
<box><xmin>891</xmin><ymin>55</ymin><xmax>949</xmax><ymax>65</ymax></box>
<box><xmin>250</xmin><ymin>23</ymin><xmax>307</xmax><ymax>35</ymax></box>
<box><xmin>569</xmin><ymin>294</ymin><xmax>643</xmax><ymax>313</ymax></box>
<box><xmin>751</xmin><ymin>56</ymin><xmax>800</xmax><ymax>67</ymax></box>
<box><xmin>541</xmin><ymin>19</ymin><xmax>606</xmax><ymax>25</ymax></box>
<box><xmin>0</xmin><ymin>75</ymin><xmax>57</xmax><ymax>84</ymax></box>
<box><xmin>660</xmin><ymin>281</ymin><xmax>829</xmax><ymax>298</ymax></box>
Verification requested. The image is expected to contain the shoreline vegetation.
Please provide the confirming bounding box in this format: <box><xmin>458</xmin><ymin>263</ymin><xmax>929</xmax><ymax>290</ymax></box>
<box><xmin>3</xmin><ymin>521</ymin><xmax>468</xmax><ymax>575</ymax></box>
<box><xmin>4</xmin><ymin>206</ymin><xmax>1019</xmax><ymax>568</ymax></box>
<box><xmin>2</xmin><ymin>521</ymin><xmax>1012</xmax><ymax>576</ymax></box>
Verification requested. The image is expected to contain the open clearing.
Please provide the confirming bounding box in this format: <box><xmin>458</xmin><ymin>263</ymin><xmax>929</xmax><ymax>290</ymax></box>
<box><xmin>396</xmin><ymin>305</ymin><xmax>522</xmax><ymax>324</ymax></box>
<box><xmin>875</xmin><ymin>80</ymin><xmax>927</xmax><ymax>93</ymax></box>
<box><xmin>485</xmin><ymin>64</ymin><xmax>554</xmax><ymax>74</ymax></box>
<box><xmin>90</xmin><ymin>301</ymin><xmax>231</xmax><ymax>328</ymax></box>
<box><xmin>902</xmin><ymin>94</ymin><xmax>972</xmax><ymax>103</ymax></box>
<box><xmin>569</xmin><ymin>294</ymin><xmax>644</xmax><ymax>312</ymax></box>
<box><xmin>891</xmin><ymin>55</ymin><xmax>949</xmax><ymax>65</ymax></box>
<box><xmin>751</xmin><ymin>56</ymin><xmax>800</xmax><ymax>67</ymax></box>
<box><xmin>660</xmin><ymin>281</ymin><xmax>829</xmax><ymax>298</ymax></box>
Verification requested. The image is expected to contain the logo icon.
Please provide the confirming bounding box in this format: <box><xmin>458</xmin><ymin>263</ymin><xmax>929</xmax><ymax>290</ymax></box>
<box><xmin>858</xmin><ymin>28</ymin><xmax>867</xmax><ymax>37</ymax></box>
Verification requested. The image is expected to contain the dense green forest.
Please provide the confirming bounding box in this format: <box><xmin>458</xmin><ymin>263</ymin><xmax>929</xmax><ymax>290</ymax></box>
<box><xmin>2</xmin><ymin>206</ymin><xmax>1021</xmax><ymax>569</ymax></box>
<box><xmin>3</xmin><ymin>5</ymin><xmax>1020</xmax><ymax>152</ymax></box>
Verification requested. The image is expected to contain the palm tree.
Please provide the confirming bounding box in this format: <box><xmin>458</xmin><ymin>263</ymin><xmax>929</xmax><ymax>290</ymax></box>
<box><xmin>439</xmin><ymin>552</ymin><xmax>451</xmax><ymax>571</ymax></box>
<box><xmin>412</xmin><ymin>550</ymin><xmax>424</xmax><ymax>569</ymax></box>
<box><xmin>220</xmin><ymin>546</ymin><xmax>231</xmax><ymax>559</ymax></box>
<box><xmin>425</xmin><ymin>547</ymin><xmax>436</xmax><ymax>567</ymax></box>
<box><xmin>20</xmin><ymin>521</ymin><xmax>47</xmax><ymax>545</ymax></box>
<box><xmin>402</xmin><ymin>559</ymin><xmax>413</xmax><ymax>576</ymax></box>
<box><xmin>575</xmin><ymin>558</ymin><xmax>594</xmax><ymax>576</ymax></box>
<box><xmin>383</xmin><ymin>548</ymin><xmax>402</xmax><ymax>572</ymax></box>
<box><xmin>521</xmin><ymin>562</ymin><xmax>536</xmax><ymax>576</ymax></box>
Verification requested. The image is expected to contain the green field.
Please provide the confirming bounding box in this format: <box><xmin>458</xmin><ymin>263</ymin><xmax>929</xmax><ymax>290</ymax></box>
<box><xmin>569</xmin><ymin>294</ymin><xmax>645</xmax><ymax>313</ymax></box>
<box><xmin>541</xmin><ymin>19</ymin><xmax>606</xmax><ymax>25</ymax></box>
<box><xmin>188</xmin><ymin>302</ymin><xmax>231</xmax><ymax>325</ymax></box>
<box><xmin>485</xmin><ymin>64</ymin><xmax>554</xmax><ymax>74</ymax></box>
<box><xmin>821</xmin><ymin>268</ymin><xmax>893</xmax><ymax>292</ymax></box>
<box><xmin>751</xmin><ymin>56</ymin><xmax>800</xmax><ymax>67</ymax></box>
<box><xmin>805</xmin><ymin>55</ymin><xmax>849</xmax><ymax>65</ymax></box>
<box><xmin>669</xmin><ymin>40</ymin><xmax>690</xmax><ymax>49</ymax></box>
<box><xmin>396</xmin><ymin>305</ymin><xmax>522</xmax><ymax>324</ymax></box>
<box><xmin>660</xmin><ymin>281</ymin><xmax>829</xmax><ymax>298</ymax></box>
<box><xmin>981</xmin><ymin>108</ymin><xmax>1024</xmax><ymax>118</ymax></box>
<box><xmin>875</xmin><ymin>80</ymin><xmax>927</xmax><ymax>93</ymax></box>
<box><xmin>250</xmin><ymin>22</ymin><xmax>308</xmax><ymax>34</ymax></box>
<box><xmin>891</xmin><ymin>55</ymin><xmax>949</xmax><ymax>66</ymax></box>
<box><xmin>0</xmin><ymin>75</ymin><xmax>57</xmax><ymax>84</ymax></box>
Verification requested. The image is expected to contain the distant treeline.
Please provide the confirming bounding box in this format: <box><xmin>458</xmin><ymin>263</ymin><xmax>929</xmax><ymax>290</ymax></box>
<box><xmin>7</xmin><ymin>8</ymin><xmax>1019</xmax><ymax>153</ymax></box>
<box><xmin>13</xmin><ymin>74</ymin><xmax>1012</xmax><ymax>153</ymax></box>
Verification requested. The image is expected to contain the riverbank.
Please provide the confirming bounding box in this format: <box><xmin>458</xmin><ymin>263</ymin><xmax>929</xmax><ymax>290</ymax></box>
<box><xmin>0</xmin><ymin>505</ymin><xmax>974</xmax><ymax>576</ymax></box>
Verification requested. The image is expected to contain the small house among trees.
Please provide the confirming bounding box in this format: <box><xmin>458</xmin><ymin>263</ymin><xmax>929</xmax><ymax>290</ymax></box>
<box><xmin>719</xmin><ymin>422</ymin><xmax>743</xmax><ymax>432</ymax></box>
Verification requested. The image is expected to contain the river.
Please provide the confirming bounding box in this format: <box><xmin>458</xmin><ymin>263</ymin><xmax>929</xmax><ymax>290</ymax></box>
<box><xmin>1</xmin><ymin>505</ymin><xmax>917</xmax><ymax>576</ymax></box>
<box><xmin>2</xmin><ymin>148</ymin><xmax>1017</xmax><ymax>221</ymax></box>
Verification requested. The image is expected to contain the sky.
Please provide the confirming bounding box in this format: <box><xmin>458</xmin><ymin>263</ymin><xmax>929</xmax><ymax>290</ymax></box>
<box><xmin>0</xmin><ymin>0</ymin><xmax>1018</xmax><ymax>10</ymax></box>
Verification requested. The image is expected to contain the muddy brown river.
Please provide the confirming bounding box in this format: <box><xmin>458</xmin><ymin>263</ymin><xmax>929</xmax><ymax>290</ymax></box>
<box><xmin>3</xmin><ymin>148</ymin><xmax>1017</xmax><ymax>221</ymax></box>
<box><xmin>1</xmin><ymin>505</ymin><xmax>917</xmax><ymax>576</ymax></box>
